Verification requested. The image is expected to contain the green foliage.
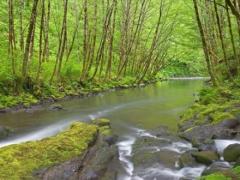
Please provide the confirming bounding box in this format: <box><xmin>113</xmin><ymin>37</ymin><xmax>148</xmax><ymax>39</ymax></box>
<box><xmin>0</xmin><ymin>122</ymin><xmax>98</xmax><ymax>179</ymax></box>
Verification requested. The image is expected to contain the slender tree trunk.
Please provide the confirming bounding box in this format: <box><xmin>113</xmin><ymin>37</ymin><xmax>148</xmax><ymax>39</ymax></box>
<box><xmin>192</xmin><ymin>0</ymin><xmax>217</xmax><ymax>86</ymax></box>
<box><xmin>22</xmin><ymin>0</ymin><xmax>39</xmax><ymax>79</ymax></box>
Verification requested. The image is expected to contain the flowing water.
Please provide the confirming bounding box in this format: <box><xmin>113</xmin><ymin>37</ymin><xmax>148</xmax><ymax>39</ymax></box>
<box><xmin>0</xmin><ymin>80</ymin><xmax>208</xmax><ymax>179</ymax></box>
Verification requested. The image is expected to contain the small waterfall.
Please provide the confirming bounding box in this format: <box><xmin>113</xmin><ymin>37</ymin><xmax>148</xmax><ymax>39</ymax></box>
<box><xmin>117</xmin><ymin>136</ymin><xmax>136</xmax><ymax>180</ymax></box>
<box><xmin>215</xmin><ymin>139</ymin><xmax>240</xmax><ymax>154</ymax></box>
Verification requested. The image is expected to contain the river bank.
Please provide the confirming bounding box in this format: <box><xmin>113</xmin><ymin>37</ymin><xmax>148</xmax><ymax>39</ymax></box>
<box><xmin>178</xmin><ymin>82</ymin><xmax>240</xmax><ymax>179</ymax></box>
<box><xmin>0</xmin><ymin>77</ymin><xmax>158</xmax><ymax>114</ymax></box>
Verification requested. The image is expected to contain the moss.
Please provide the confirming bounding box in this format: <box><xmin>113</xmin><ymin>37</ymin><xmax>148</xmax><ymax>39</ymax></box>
<box><xmin>201</xmin><ymin>174</ymin><xmax>231</xmax><ymax>180</ymax></box>
<box><xmin>0</xmin><ymin>122</ymin><xmax>98</xmax><ymax>179</ymax></box>
<box><xmin>99</xmin><ymin>126</ymin><xmax>112</xmax><ymax>136</ymax></box>
<box><xmin>202</xmin><ymin>166</ymin><xmax>240</xmax><ymax>180</ymax></box>
<box><xmin>210</xmin><ymin>112</ymin><xmax>235</xmax><ymax>124</ymax></box>
<box><xmin>92</xmin><ymin>118</ymin><xmax>110</xmax><ymax>127</ymax></box>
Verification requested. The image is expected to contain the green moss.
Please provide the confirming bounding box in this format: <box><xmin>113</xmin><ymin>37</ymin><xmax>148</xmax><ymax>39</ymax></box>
<box><xmin>210</xmin><ymin>112</ymin><xmax>235</xmax><ymax>124</ymax></box>
<box><xmin>0</xmin><ymin>122</ymin><xmax>98</xmax><ymax>179</ymax></box>
<box><xmin>92</xmin><ymin>118</ymin><xmax>110</xmax><ymax>127</ymax></box>
<box><xmin>202</xmin><ymin>166</ymin><xmax>240</xmax><ymax>180</ymax></box>
<box><xmin>201</xmin><ymin>174</ymin><xmax>231</xmax><ymax>180</ymax></box>
<box><xmin>99</xmin><ymin>126</ymin><xmax>112</xmax><ymax>136</ymax></box>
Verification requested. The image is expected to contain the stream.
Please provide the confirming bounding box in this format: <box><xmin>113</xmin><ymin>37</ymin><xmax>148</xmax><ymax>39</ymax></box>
<box><xmin>0</xmin><ymin>79</ymin><xmax>208</xmax><ymax>179</ymax></box>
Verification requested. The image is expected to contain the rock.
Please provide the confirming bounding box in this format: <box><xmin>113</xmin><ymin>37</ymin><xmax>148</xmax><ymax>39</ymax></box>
<box><xmin>92</xmin><ymin>118</ymin><xmax>110</xmax><ymax>127</ymax></box>
<box><xmin>84</xmin><ymin>170</ymin><xmax>98</xmax><ymax>180</ymax></box>
<box><xmin>48</xmin><ymin>103</ymin><xmax>63</xmax><ymax>111</ymax></box>
<box><xmin>0</xmin><ymin>109</ymin><xmax>6</xmax><ymax>114</ymax></box>
<box><xmin>223</xmin><ymin>144</ymin><xmax>240</xmax><ymax>162</ymax></box>
<box><xmin>179</xmin><ymin>150</ymin><xmax>199</xmax><ymax>168</ymax></box>
<box><xmin>132</xmin><ymin>149</ymin><xmax>180</xmax><ymax>169</ymax></box>
<box><xmin>179</xmin><ymin>124</ymin><xmax>236</xmax><ymax>148</ymax></box>
<box><xmin>192</xmin><ymin>151</ymin><xmax>219</xmax><ymax>165</ymax></box>
<box><xmin>202</xmin><ymin>161</ymin><xmax>231</xmax><ymax>176</ymax></box>
<box><xmin>104</xmin><ymin>135</ymin><xmax>118</xmax><ymax>146</ymax></box>
<box><xmin>0</xmin><ymin>126</ymin><xmax>12</xmax><ymax>140</ymax></box>
<box><xmin>219</xmin><ymin>119</ymin><xmax>240</xmax><ymax>129</ymax></box>
<box><xmin>37</xmin><ymin>133</ymin><xmax>119</xmax><ymax>180</ymax></box>
<box><xmin>198</xmin><ymin>142</ymin><xmax>217</xmax><ymax>152</ymax></box>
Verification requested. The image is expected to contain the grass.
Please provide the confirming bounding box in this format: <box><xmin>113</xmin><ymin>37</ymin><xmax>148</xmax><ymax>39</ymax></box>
<box><xmin>0</xmin><ymin>122</ymin><xmax>98</xmax><ymax>180</ymax></box>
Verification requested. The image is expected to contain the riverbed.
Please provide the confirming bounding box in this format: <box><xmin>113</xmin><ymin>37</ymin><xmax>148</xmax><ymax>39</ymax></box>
<box><xmin>0</xmin><ymin>80</ymin><xmax>205</xmax><ymax>179</ymax></box>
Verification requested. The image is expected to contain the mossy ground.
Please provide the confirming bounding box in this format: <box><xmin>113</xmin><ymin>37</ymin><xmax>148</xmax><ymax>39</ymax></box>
<box><xmin>0</xmin><ymin>77</ymin><xmax>157</xmax><ymax>110</ymax></box>
<box><xmin>180</xmin><ymin>84</ymin><xmax>240</xmax><ymax>127</ymax></box>
<box><xmin>0</xmin><ymin>122</ymin><xmax>98</xmax><ymax>179</ymax></box>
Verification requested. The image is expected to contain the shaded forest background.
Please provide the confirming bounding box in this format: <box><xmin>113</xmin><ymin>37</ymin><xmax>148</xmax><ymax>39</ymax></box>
<box><xmin>0</xmin><ymin>0</ymin><xmax>239</xmax><ymax>108</ymax></box>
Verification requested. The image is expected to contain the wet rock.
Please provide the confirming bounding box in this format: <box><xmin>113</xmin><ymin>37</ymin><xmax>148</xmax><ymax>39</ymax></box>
<box><xmin>219</xmin><ymin>119</ymin><xmax>240</xmax><ymax>129</ymax></box>
<box><xmin>84</xmin><ymin>170</ymin><xmax>98</xmax><ymax>180</ymax></box>
<box><xmin>198</xmin><ymin>142</ymin><xmax>217</xmax><ymax>152</ymax></box>
<box><xmin>133</xmin><ymin>136</ymin><xmax>169</xmax><ymax>151</ymax></box>
<box><xmin>37</xmin><ymin>134</ymin><xmax>119</xmax><ymax>180</ymax></box>
<box><xmin>179</xmin><ymin>150</ymin><xmax>199</xmax><ymax>168</ymax></box>
<box><xmin>104</xmin><ymin>135</ymin><xmax>118</xmax><ymax>146</ymax></box>
<box><xmin>0</xmin><ymin>126</ymin><xmax>12</xmax><ymax>140</ymax></box>
<box><xmin>48</xmin><ymin>103</ymin><xmax>63</xmax><ymax>111</ymax></box>
<box><xmin>0</xmin><ymin>109</ymin><xmax>6</xmax><ymax>114</ymax></box>
<box><xmin>202</xmin><ymin>161</ymin><xmax>231</xmax><ymax>176</ymax></box>
<box><xmin>179</xmin><ymin>124</ymin><xmax>235</xmax><ymax>148</ymax></box>
<box><xmin>92</xmin><ymin>118</ymin><xmax>110</xmax><ymax>127</ymax></box>
<box><xmin>192</xmin><ymin>151</ymin><xmax>219</xmax><ymax>165</ymax></box>
<box><xmin>223</xmin><ymin>144</ymin><xmax>240</xmax><ymax>162</ymax></box>
<box><xmin>133</xmin><ymin>149</ymin><xmax>180</xmax><ymax>169</ymax></box>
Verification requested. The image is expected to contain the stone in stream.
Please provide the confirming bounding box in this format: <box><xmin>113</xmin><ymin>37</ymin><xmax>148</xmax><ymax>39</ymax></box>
<box><xmin>191</xmin><ymin>151</ymin><xmax>219</xmax><ymax>165</ymax></box>
<box><xmin>48</xmin><ymin>103</ymin><xmax>64</xmax><ymax>111</ymax></box>
<box><xmin>92</xmin><ymin>118</ymin><xmax>110</xmax><ymax>127</ymax></box>
<box><xmin>0</xmin><ymin>126</ymin><xmax>12</xmax><ymax>140</ymax></box>
<box><xmin>132</xmin><ymin>149</ymin><xmax>180</xmax><ymax>169</ymax></box>
<box><xmin>104</xmin><ymin>134</ymin><xmax>118</xmax><ymax>146</ymax></box>
<box><xmin>179</xmin><ymin>122</ymin><xmax>237</xmax><ymax>148</ymax></box>
<box><xmin>179</xmin><ymin>150</ymin><xmax>199</xmax><ymax>168</ymax></box>
<box><xmin>202</xmin><ymin>161</ymin><xmax>231</xmax><ymax>176</ymax></box>
<box><xmin>223</xmin><ymin>143</ymin><xmax>240</xmax><ymax>162</ymax></box>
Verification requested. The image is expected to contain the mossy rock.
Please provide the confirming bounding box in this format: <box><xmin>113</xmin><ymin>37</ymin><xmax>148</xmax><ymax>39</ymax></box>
<box><xmin>92</xmin><ymin>118</ymin><xmax>110</xmax><ymax>127</ymax></box>
<box><xmin>0</xmin><ymin>122</ymin><xmax>98</xmax><ymax>179</ymax></box>
<box><xmin>192</xmin><ymin>151</ymin><xmax>219</xmax><ymax>165</ymax></box>
<box><xmin>201</xmin><ymin>173</ymin><xmax>231</xmax><ymax>180</ymax></box>
<box><xmin>99</xmin><ymin>126</ymin><xmax>112</xmax><ymax>136</ymax></box>
<box><xmin>201</xmin><ymin>166</ymin><xmax>240</xmax><ymax>180</ymax></box>
<box><xmin>223</xmin><ymin>144</ymin><xmax>240</xmax><ymax>162</ymax></box>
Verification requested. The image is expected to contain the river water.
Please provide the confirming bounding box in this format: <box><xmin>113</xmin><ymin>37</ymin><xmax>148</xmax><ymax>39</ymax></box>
<box><xmin>0</xmin><ymin>80</ymin><xmax>206</xmax><ymax>179</ymax></box>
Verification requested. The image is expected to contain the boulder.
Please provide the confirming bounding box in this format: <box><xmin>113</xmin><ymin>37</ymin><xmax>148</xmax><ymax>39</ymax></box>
<box><xmin>202</xmin><ymin>161</ymin><xmax>231</xmax><ymax>176</ymax></box>
<box><xmin>219</xmin><ymin>119</ymin><xmax>240</xmax><ymax>129</ymax></box>
<box><xmin>48</xmin><ymin>103</ymin><xmax>63</xmax><ymax>111</ymax></box>
<box><xmin>104</xmin><ymin>135</ymin><xmax>118</xmax><ymax>146</ymax></box>
<box><xmin>179</xmin><ymin>150</ymin><xmax>199</xmax><ymax>168</ymax></box>
<box><xmin>132</xmin><ymin>149</ymin><xmax>180</xmax><ymax>169</ymax></box>
<box><xmin>223</xmin><ymin>144</ymin><xmax>240</xmax><ymax>162</ymax></box>
<box><xmin>192</xmin><ymin>151</ymin><xmax>219</xmax><ymax>165</ymax></box>
<box><xmin>179</xmin><ymin>124</ymin><xmax>236</xmax><ymax>148</ymax></box>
